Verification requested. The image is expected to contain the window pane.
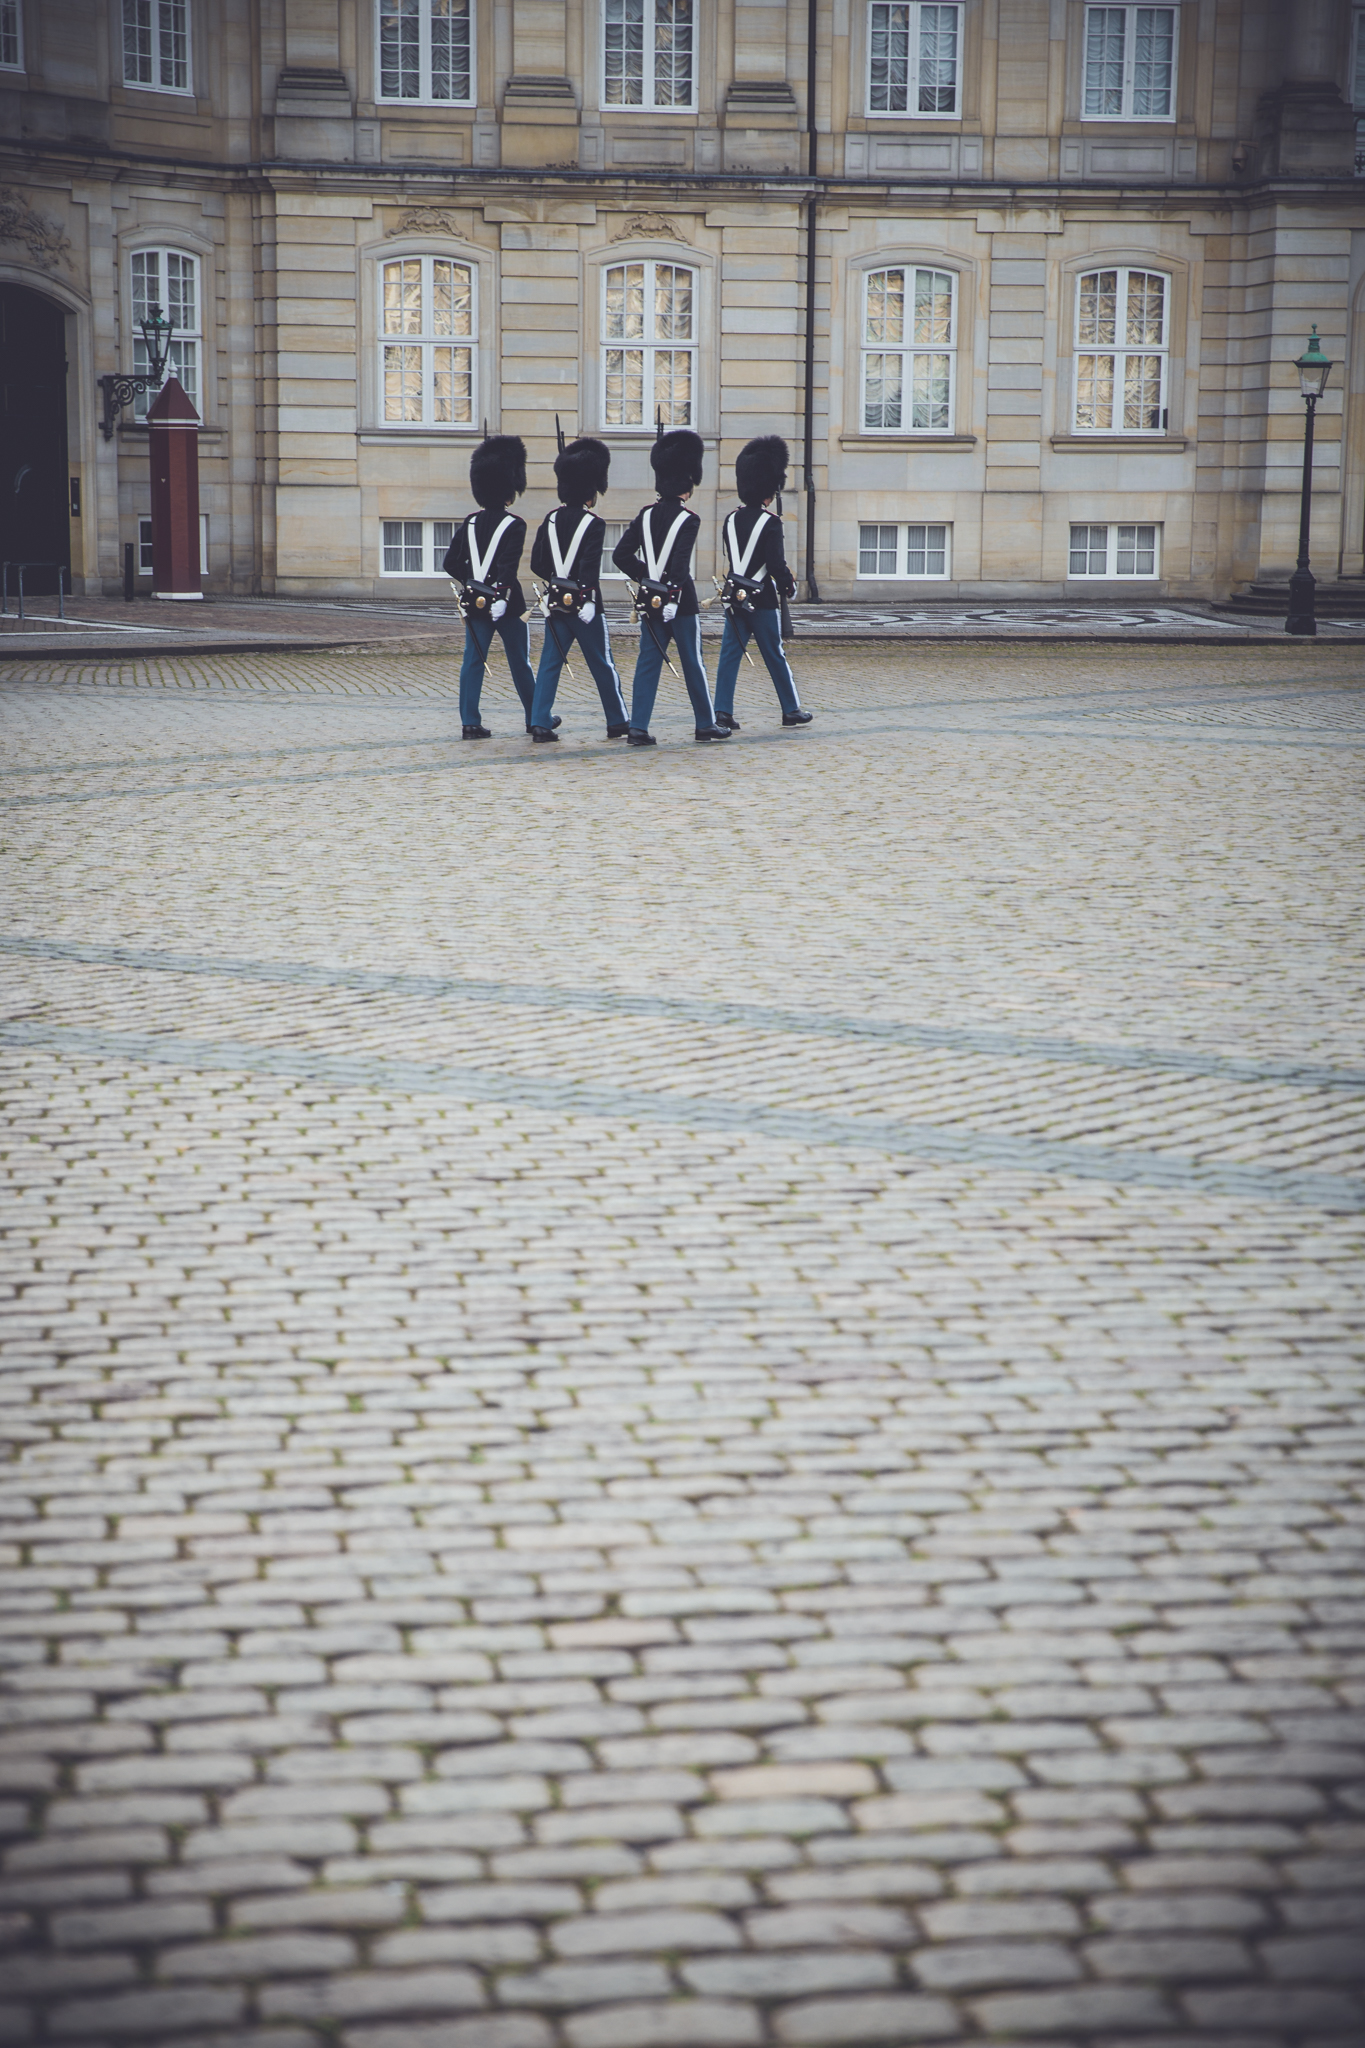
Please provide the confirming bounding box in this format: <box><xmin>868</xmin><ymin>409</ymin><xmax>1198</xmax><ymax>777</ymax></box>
<box><xmin>605</xmin><ymin>0</ymin><xmax>644</xmax><ymax>105</ymax></box>
<box><xmin>379</xmin><ymin>0</ymin><xmax>421</xmax><ymax>99</ymax></box>
<box><xmin>863</xmin><ymin>352</ymin><xmax>903</xmax><ymax>430</ymax></box>
<box><xmin>383</xmin><ymin>344</ymin><xmax>423</xmax><ymax>422</ymax></box>
<box><xmin>1083</xmin><ymin>6</ymin><xmax>1126</xmax><ymax>117</ymax></box>
<box><xmin>383</xmin><ymin>521</ymin><xmax>406</xmax><ymax>572</ymax></box>
<box><xmin>654</xmin><ymin>348</ymin><xmax>693</xmax><ymax>426</ymax></box>
<box><xmin>910</xmin><ymin>352</ymin><xmax>952</xmax><ymax>430</ymax></box>
<box><xmin>131</xmin><ymin>250</ymin><xmax>160</xmax><ymax>325</ymax></box>
<box><xmin>1077</xmin><ymin>270</ymin><xmax>1117</xmax><ymax>347</ymax></box>
<box><xmin>430</xmin><ymin>0</ymin><xmax>471</xmax><ymax>101</ymax></box>
<box><xmin>655</xmin><ymin>0</ymin><xmax>693</xmax><ymax>106</ymax></box>
<box><xmin>123</xmin><ymin>0</ymin><xmax>152</xmax><ymax>84</ymax></box>
<box><xmin>605</xmin><ymin>263</ymin><xmax>645</xmax><ymax>342</ymax></box>
<box><xmin>905</xmin><ymin>524</ymin><xmax>928</xmax><ymax>575</ymax></box>
<box><xmin>912</xmin><ymin>268</ymin><xmax>953</xmax><ymax>345</ymax></box>
<box><xmin>159</xmin><ymin>0</ymin><xmax>187</xmax><ymax>89</ymax></box>
<box><xmin>432</xmin><ymin>521</ymin><xmax>454</xmax><ymax>570</ymax></box>
<box><xmin>654</xmin><ymin>263</ymin><xmax>694</xmax><ymax>342</ymax></box>
<box><xmin>0</xmin><ymin>0</ymin><xmax>18</xmax><ymax>67</ymax></box>
<box><xmin>605</xmin><ymin>347</ymin><xmax>644</xmax><ymax>425</ymax></box>
<box><xmin>402</xmin><ymin>522</ymin><xmax>424</xmax><ymax>571</ymax></box>
<box><xmin>1125</xmin><ymin>269</ymin><xmax>1165</xmax><ymax>346</ymax></box>
<box><xmin>859</xmin><ymin>523</ymin><xmax>899</xmax><ymax>574</ymax></box>
<box><xmin>918</xmin><ymin>4</ymin><xmax>959</xmax><ymax>114</ymax></box>
<box><xmin>869</xmin><ymin>2</ymin><xmax>910</xmax><ymax>114</ymax></box>
<box><xmin>1355</xmin><ymin>14</ymin><xmax>1365</xmax><ymax>106</ymax></box>
<box><xmin>865</xmin><ymin>268</ymin><xmax>905</xmax><ymax>346</ymax></box>
<box><xmin>433</xmin><ymin>346</ymin><xmax>473</xmax><ymax>424</ymax></box>
<box><xmin>432</xmin><ymin>260</ymin><xmax>473</xmax><ymax>338</ymax></box>
<box><xmin>1075</xmin><ymin>353</ymin><xmax>1114</xmax><ymax>430</ymax></box>
<box><xmin>1132</xmin><ymin>6</ymin><xmax>1175</xmax><ymax>117</ymax></box>
<box><xmin>925</xmin><ymin>523</ymin><xmax>947</xmax><ymax>573</ymax></box>
<box><xmin>165</xmin><ymin>337</ymin><xmax>197</xmax><ymax>408</ymax></box>
<box><xmin>1070</xmin><ymin>524</ymin><xmax>1110</xmax><ymax>574</ymax></box>
<box><xmin>383</xmin><ymin>259</ymin><xmax>423</xmax><ymax>337</ymax></box>
<box><xmin>139</xmin><ymin>517</ymin><xmax>155</xmax><ymax>570</ymax></box>
<box><xmin>165</xmin><ymin>252</ymin><xmax>196</xmax><ymax>335</ymax></box>
<box><xmin>1122</xmin><ymin>353</ymin><xmax>1163</xmax><ymax>429</ymax></box>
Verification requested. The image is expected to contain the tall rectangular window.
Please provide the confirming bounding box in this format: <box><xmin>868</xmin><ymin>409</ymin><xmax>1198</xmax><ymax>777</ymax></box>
<box><xmin>380</xmin><ymin>257</ymin><xmax>476</xmax><ymax>428</ymax></box>
<box><xmin>604</xmin><ymin>0</ymin><xmax>695</xmax><ymax>111</ymax></box>
<box><xmin>122</xmin><ymin>0</ymin><xmax>190</xmax><ymax>93</ymax></box>
<box><xmin>868</xmin><ymin>4</ymin><xmax>963</xmax><ymax>117</ymax></box>
<box><xmin>1083</xmin><ymin>6</ymin><xmax>1177</xmax><ymax>119</ymax></box>
<box><xmin>0</xmin><ymin>0</ymin><xmax>23</xmax><ymax>71</ymax></box>
<box><xmin>603</xmin><ymin>260</ymin><xmax>696</xmax><ymax>429</ymax></box>
<box><xmin>1074</xmin><ymin>267</ymin><xmax>1169</xmax><ymax>433</ymax></box>
<box><xmin>1352</xmin><ymin>9</ymin><xmax>1365</xmax><ymax>175</ymax></box>
<box><xmin>377</xmin><ymin>0</ymin><xmax>473</xmax><ymax>104</ymax></box>
<box><xmin>1069</xmin><ymin>523</ymin><xmax>1159</xmax><ymax>576</ymax></box>
<box><xmin>858</xmin><ymin>522</ymin><xmax>950</xmax><ymax>576</ymax></box>
<box><xmin>862</xmin><ymin>266</ymin><xmax>956</xmax><ymax>433</ymax></box>
<box><xmin>130</xmin><ymin>249</ymin><xmax>200</xmax><ymax>417</ymax></box>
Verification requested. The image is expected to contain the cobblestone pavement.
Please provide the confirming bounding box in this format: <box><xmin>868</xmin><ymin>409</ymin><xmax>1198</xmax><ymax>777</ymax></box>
<box><xmin>0</xmin><ymin>641</ymin><xmax>1363</xmax><ymax>2048</ymax></box>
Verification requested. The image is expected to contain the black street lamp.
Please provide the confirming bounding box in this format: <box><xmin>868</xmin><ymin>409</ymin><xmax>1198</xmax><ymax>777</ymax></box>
<box><xmin>1285</xmin><ymin>325</ymin><xmax>1334</xmax><ymax>637</ymax></box>
<box><xmin>98</xmin><ymin>301</ymin><xmax>177</xmax><ymax>441</ymax></box>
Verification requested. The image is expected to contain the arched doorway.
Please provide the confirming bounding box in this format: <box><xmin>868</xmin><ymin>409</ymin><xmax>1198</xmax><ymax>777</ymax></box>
<box><xmin>0</xmin><ymin>284</ymin><xmax>69</xmax><ymax>596</ymax></box>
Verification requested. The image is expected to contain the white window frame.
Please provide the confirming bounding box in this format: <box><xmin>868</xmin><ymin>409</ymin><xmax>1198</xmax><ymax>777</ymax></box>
<box><xmin>603</xmin><ymin>0</ymin><xmax>697</xmax><ymax>114</ymax></box>
<box><xmin>1082</xmin><ymin>5</ymin><xmax>1178</xmax><ymax>122</ymax></box>
<box><xmin>376</xmin><ymin>0</ymin><xmax>475</xmax><ymax>107</ymax></box>
<box><xmin>601</xmin><ymin>258</ymin><xmax>698</xmax><ymax>432</ymax></box>
<box><xmin>1068</xmin><ymin>522</ymin><xmax>1160</xmax><ymax>578</ymax></box>
<box><xmin>0</xmin><ymin>0</ymin><xmax>23</xmax><ymax>72</ymax></box>
<box><xmin>121</xmin><ymin>0</ymin><xmax>191</xmax><ymax>94</ymax></box>
<box><xmin>129</xmin><ymin>248</ymin><xmax>201</xmax><ymax>420</ymax></box>
<box><xmin>380</xmin><ymin>519</ymin><xmax>456</xmax><ymax>576</ymax></box>
<box><xmin>379</xmin><ymin>255</ymin><xmax>478</xmax><ymax>431</ymax></box>
<box><xmin>1073</xmin><ymin>266</ymin><xmax>1170</xmax><ymax>435</ymax></box>
<box><xmin>857</xmin><ymin>522</ymin><xmax>951</xmax><ymax>578</ymax></box>
<box><xmin>860</xmin><ymin>266</ymin><xmax>957</xmax><ymax>436</ymax></box>
<box><xmin>139</xmin><ymin>513</ymin><xmax>209</xmax><ymax>576</ymax></box>
<box><xmin>867</xmin><ymin>3</ymin><xmax>964</xmax><ymax>119</ymax></box>
<box><xmin>600</xmin><ymin>521</ymin><xmax>630</xmax><ymax>578</ymax></box>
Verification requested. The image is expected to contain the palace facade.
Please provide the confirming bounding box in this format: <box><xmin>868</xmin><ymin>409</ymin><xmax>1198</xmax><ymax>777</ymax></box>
<box><xmin>2</xmin><ymin>0</ymin><xmax>1363</xmax><ymax>602</ymax></box>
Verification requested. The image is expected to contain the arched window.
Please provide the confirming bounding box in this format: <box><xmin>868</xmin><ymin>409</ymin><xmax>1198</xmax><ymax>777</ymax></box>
<box><xmin>1074</xmin><ymin>267</ymin><xmax>1169</xmax><ymax>433</ymax></box>
<box><xmin>602</xmin><ymin>260</ymin><xmax>696</xmax><ymax>428</ymax></box>
<box><xmin>861</xmin><ymin>266</ymin><xmax>956</xmax><ymax>433</ymax></box>
<box><xmin>130</xmin><ymin>248</ymin><xmax>200</xmax><ymax>417</ymax></box>
<box><xmin>379</xmin><ymin>256</ymin><xmax>476</xmax><ymax>428</ymax></box>
<box><xmin>377</xmin><ymin>0</ymin><xmax>473</xmax><ymax>104</ymax></box>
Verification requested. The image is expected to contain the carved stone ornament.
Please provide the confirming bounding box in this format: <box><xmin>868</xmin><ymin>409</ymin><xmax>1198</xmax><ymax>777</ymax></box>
<box><xmin>390</xmin><ymin>206</ymin><xmax>459</xmax><ymax>238</ymax></box>
<box><xmin>609</xmin><ymin>210</ymin><xmax>688</xmax><ymax>244</ymax></box>
<box><xmin>0</xmin><ymin>188</ymin><xmax>72</xmax><ymax>271</ymax></box>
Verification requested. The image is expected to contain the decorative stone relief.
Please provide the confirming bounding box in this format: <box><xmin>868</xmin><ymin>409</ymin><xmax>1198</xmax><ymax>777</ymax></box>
<box><xmin>0</xmin><ymin>189</ymin><xmax>72</xmax><ymax>271</ymax></box>
<box><xmin>608</xmin><ymin>210</ymin><xmax>688</xmax><ymax>244</ymax></box>
<box><xmin>389</xmin><ymin>206</ymin><xmax>459</xmax><ymax>238</ymax></box>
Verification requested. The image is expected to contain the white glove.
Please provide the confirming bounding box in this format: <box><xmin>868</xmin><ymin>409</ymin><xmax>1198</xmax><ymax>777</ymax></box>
<box><xmin>490</xmin><ymin>599</ymin><xmax>507</xmax><ymax>621</ymax></box>
<box><xmin>662</xmin><ymin>601</ymin><xmax>678</xmax><ymax>623</ymax></box>
<box><xmin>578</xmin><ymin>601</ymin><xmax>596</xmax><ymax>624</ymax></box>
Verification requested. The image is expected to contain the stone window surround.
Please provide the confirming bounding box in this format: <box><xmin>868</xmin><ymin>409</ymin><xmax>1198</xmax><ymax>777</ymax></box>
<box><xmin>1052</xmin><ymin>246</ymin><xmax>1189</xmax><ymax>448</ymax></box>
<box><xmin>840</xmin><ymin>245</ymin><xmax>979</xmax><ymax>446</ymax></box>
<box><xmin>118</xmin><ymin>226</ymin><xmax>215</xmax><ymax>425</ymax></box>
<box><xmin>581</xmin><ymin>237</ymin><xmax>717</xmax><ymax>439</ymax></box>
<box><xmin>357</xmin><ymin>230</ymin><xmax>497</xmax><ymax>437</ymax></box>
<box><xmin>119</xmin><ymin>0</ymin><xmax>195</xmax><ymax>98</ymax></box>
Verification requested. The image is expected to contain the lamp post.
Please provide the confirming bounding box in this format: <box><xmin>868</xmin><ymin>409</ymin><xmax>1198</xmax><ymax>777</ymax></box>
<box><xmin>98</xmin><ymin>302</ymin><xmax>177</xmax><ymax>440</ymax></box>
<box><xmin>1285</xmin><ymin>325</ymin><xmax>1334</xmax><ymax>636</ymax></box>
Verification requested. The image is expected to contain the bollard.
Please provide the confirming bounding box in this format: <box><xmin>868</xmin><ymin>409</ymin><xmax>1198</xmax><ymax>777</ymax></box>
<box><xmin>123</xmin><ymin>542</ymin><xmax>135</xmax><ymax>602</ymax></box>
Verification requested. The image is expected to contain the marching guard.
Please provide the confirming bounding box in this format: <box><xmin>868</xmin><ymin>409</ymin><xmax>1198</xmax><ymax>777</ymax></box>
<box><xmin>442</xmin><ymin>434</ymin><xmax>544</xmax><ymax>739</ymax></box>
<box><xmin>713</xmin><ymin>435</ymin><xmax>812</xmax><ymax>731</ymax></box>
<box><xmin>612</xmin><ymin>428</ymin><xmax>730</xmax><ymax>747</ymax></box>
<box><xmin>528</xmin><ymin>436</ymin><xmax>630</xmax><ymax>743</ymax></box>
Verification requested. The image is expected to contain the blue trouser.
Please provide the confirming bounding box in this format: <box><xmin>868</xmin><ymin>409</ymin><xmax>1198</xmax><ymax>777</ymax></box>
<box><xmin>458</xmin><ymin>613</ymin><xmax>536</xmax><ymax>729</ymax></box>
<box><xmin>530</xmin><ymin>611</ymin><xmax>628</xmax><ymax>731</ymax></box>
<box><xmin>713</xmin><ymin>606</ymin><xmax>801</xmax><ymax>720</ymax></box>
<box><xmin>627</xmin><ymin>612</ymin><xmax>716</xmax><ymax>734</ymax></box>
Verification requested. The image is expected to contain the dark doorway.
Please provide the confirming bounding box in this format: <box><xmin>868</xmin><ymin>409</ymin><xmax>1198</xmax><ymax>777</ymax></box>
<box><xmin>0</xmin><ymin>284</ymin><xmax>70</xmax><ymax>597</ymax></box>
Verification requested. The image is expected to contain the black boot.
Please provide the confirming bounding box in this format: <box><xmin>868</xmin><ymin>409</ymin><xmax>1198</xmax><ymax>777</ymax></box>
<box><xmin>606</xmin><ymin>723</ymin><xmax>631</xmax><ymax>739</ymax></box>
<box><xmin>530</xmin><ymin>726</ymin><xmax>560</xmax><ymax>743</ymax></box>
<box><xmin>462</xmin><ymin>724</ymin><xmax>492</xmax><ymax>739</ymax></box>
<box><xmin>782</xmin><ymin>709</ymin><xmax>813</xmax><ymax>726</ymax></box>
<box><xmin>715</xmin><ymin>713</ymin><xmax>741</xmax><ymax>731</ymax></box>
<box><xmin>694</xmin><ymin>725</ymin><xmax>732</xmax><ymax>742</ymax></box>
<box><xmin>626</xmin><ymin>729</ymin><xmax>657</xmax><ymax>747</ymax></box>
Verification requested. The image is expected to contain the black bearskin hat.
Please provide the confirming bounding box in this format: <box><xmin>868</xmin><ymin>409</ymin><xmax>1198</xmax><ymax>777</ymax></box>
<box><xmin>736</xmin><ymin>434</ymin><xmax>789</xmax><ymax>507</ymax></box>
<box><xmin>650</xmin><ymin>427</ymin><xmax>705</xmax><ymax>498</ymax></box>
<box><xmin>470</xmin><ymin>434</ymin><xmax>527</xmax><ymax>509</ymax></box>
<box><xmin>555</xmin><ymin>436</ymin><xmax>611</xmax><ymax>506</ymax></box>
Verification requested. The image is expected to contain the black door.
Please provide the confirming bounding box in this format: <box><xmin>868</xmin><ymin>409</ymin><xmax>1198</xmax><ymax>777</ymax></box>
<box><xmin>0</xmin><ymin>285</ymin><xmax>70</xmax><ymax>597</ymax></box>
